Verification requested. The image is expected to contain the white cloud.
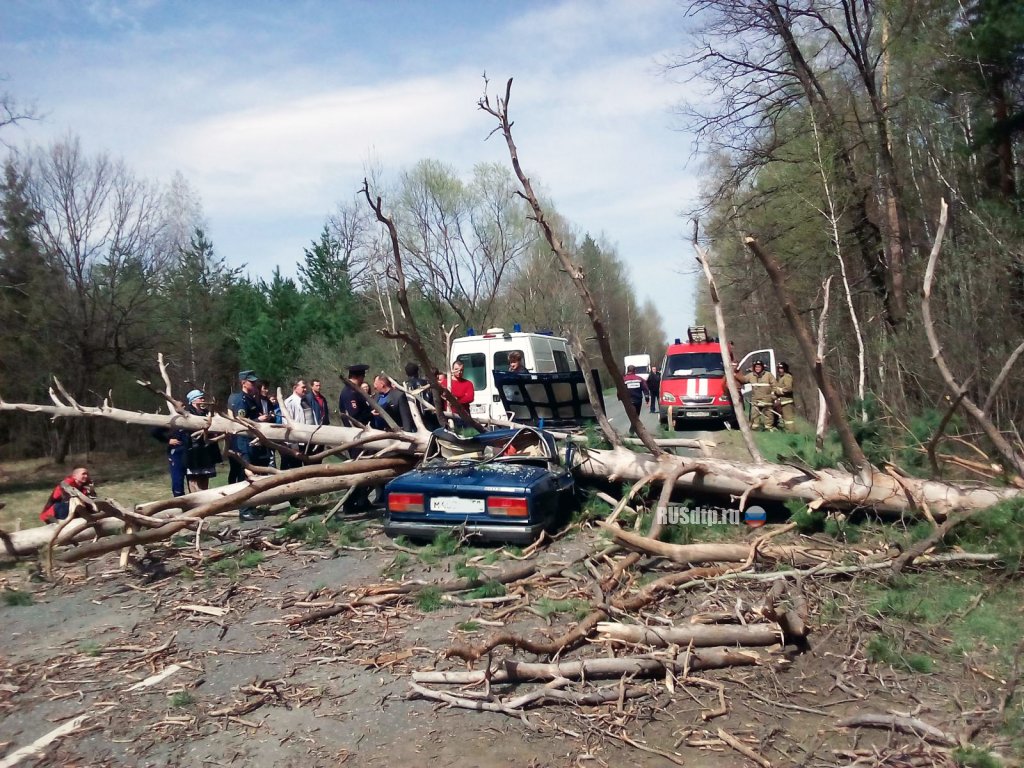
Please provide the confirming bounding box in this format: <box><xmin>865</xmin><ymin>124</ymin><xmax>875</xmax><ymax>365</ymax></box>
<box><xmin>5</xmin><ymin>0</ymin><xmax>701</xmax><ymax>334</ymax></box>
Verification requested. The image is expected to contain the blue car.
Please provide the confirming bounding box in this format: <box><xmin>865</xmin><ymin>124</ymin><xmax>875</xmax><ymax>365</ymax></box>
<box><xmin>383</xmin><ymin>426</ymin><xmax>578</xmax><ymax>544</ymax></box>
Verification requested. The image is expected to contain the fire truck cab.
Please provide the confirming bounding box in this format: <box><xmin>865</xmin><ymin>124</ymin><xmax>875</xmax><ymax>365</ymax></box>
<box><xmin>658</xmin><ymin>326</ymin><xmax>776</xmax><ymax>430</ymax></box>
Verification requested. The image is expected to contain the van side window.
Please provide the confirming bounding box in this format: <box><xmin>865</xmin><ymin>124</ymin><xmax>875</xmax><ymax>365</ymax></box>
<box><xmin>455</xmin><ymin>353</ymin><xmax>487</xmax><ymax>390</ymax></box>
<box><xmin>493</xmin><ymin>349</ymin><xmax>525</xmax><ymax>371</ymax></box>
<box><xmin>553</xmin><ymin>350</ymin><xmax>571</xmax><ymax>372</ymax></box>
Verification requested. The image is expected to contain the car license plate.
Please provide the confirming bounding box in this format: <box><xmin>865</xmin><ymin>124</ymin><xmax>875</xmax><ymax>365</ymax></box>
<box><xmin>430</xmin><ymin>496</ymin><xmax>485</xmax><ymax>514</ymax></box>
<box><xmin>686</xmin><ymin>411</ymin><xmax>710</xmax><ymax>418</ymax></box>
<box><xmin>470</xmin><ymin>403</ymin><xmax>487</xmax><ymax>414</ymax></box>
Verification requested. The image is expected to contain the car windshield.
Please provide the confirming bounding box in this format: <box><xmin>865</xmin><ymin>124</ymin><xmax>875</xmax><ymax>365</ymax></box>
<box><xmin>664</xmin><ymin>352</ymin><xmax>725</xmax><ymax>378</ymax></box>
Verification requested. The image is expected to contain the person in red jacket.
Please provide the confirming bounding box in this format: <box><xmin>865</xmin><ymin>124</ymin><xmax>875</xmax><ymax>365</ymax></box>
<box><xmin>449</xmin><ymin>361</ymin><xmax>475</xmax><ymax>409</ymax></box>
<box><xmin>40</xmin><ymin>467</ymin><xmax>95</xmax><ymax>524</ymax></box>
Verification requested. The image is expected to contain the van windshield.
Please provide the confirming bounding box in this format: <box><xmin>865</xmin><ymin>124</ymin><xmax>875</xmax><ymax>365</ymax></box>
<box><xmin>664</xmin><ymin>352</ymin><xmax>725</xmax><ymax>379</ymax></box>
<box><xmin>632</xmin><ymin>365</ymin><xmax>649</xmax><ymax>375</ymax></box>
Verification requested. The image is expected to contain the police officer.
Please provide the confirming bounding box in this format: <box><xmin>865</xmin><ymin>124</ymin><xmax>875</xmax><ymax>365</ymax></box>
<box><xmin>339</xmin><ymin>364</ymin><xmax>373</xmax><ymax>427</ymax></box>
<box><xmin>339</xmin><ymin>364</ymin><xmax>374</xmax><ymax>511</ymax></box>
<box><xmin>734</xmin><ymin>359</ymin><xmax>776</xmax><ymax>431</ymax></box>
<box><xmin>623</xmin><ymin>365</ymin><xmax>650</xmax><ymax>434</ymax></box>
<box><xmin>228</xmin><ymin>370</ymin><xmax>275</xmax><ymax>521</ymax></box>
<box><xmin>773</xmin><ymin>362</ymin><xmax>796</xmax><ymax>433</ymax></box>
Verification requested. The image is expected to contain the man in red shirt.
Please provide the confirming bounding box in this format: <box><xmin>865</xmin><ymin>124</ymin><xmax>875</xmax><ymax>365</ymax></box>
<box><xmin>449</xmin><ymin>361</ymin><xmax>475</xmax><ymax>411</ymax></box>
<box><xmin>40</xmin><ymin>467</ymin><xmax>95</xmax><ymax>524</ymax></box>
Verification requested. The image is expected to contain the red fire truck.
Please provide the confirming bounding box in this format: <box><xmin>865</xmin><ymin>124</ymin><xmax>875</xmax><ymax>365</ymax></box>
<box><xmin>658</xmin><ymin>326</ymin><xmax>776</xmax><ymax>430</ymax></box>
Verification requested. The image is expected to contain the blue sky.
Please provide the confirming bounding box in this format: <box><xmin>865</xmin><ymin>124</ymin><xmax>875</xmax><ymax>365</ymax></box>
<box><xmin>2</xmin><ymin>0</ymin><xmax>703</xmax><ymax>335</ymax></box>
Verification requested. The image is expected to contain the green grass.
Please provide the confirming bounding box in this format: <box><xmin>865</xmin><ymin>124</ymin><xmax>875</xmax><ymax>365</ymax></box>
<box><xmin>0</xmin><ymin>450</ymin><xmax>234</xmax><ymax>530</ymax></box>
<box><xmin>951</xmin><ymin>498</ymin><xmax>1024</xmax><ymax>571</ymax></box>
<box><xmin>867</xmin><ymin>572</ymin><xmax>1024</xmax><ymax>666</ymax></box>
<box><xmin>78</xmin><ymin>640</ymin><xmax>102</xmax><ymax>656</ymax></box>
<box><xmin>753</xmin><ymin>429</ymin><xmax>843</xmax><ymax>470</ymax></box>
<box><xmin>457</xmin><ymin>621</ymin><xmax>481</xmax><ymax>632</ymax></box>
<box><xmin>330</xmin><ymin>519</ymin><xmax>367</xmax><ymax>547</ymax></box>
<box><xmin>411</xmin><ymin>530</ymin><xmax>463</xmax><ymax>564</ymax></box>
<box><xmin>382</xmin><ymin>551</ymin><xmax>412</xmax><ymax>579</ymax></box>
<box><xmin>534</xmin><ymin>598</ymin><xmax>592</xmax><ymax>620</ymax></box>
<box><xmin>238</xmin><ymin>551</ymin><xmax>265</xmax><ymax>569</ymax></box>
<box><xmin>465</xmin><ymin>581</ymin><xmax>506</xmax><ymax>599</ymax></box>
<box><xmin>168</xmin><ymin>691</ymin><xmax>196</xmax><ymax>708</ymax></box>
<box><xmin>865</xmin><ymin>633</ymin><xmax>934</xmax><ymax>673</ymax></box>
<box><xmin>2</xmin><ymin>589</ymin><xmax>33</xmax><ymax>607</ymax></box>
<box><xmin>208</xmin><ymin>558</ymin><xmax>239</xmax><ymax>578</ymax></box>
<box><xmin>952</xmin><ymin>746</ymin><xmax>1003</xmax><ymax>768</ymax></box>
<box><xmin>572</xmin><ymin>496</ymin><xmax>612</xmax><ymax>526</ymax></box>
<box><xmin>477</xmin><ymin>550</ymin><xmax>500</xmax><ymax>565</ymax></box>
<box><xmin>454</xmin><ymin>560</ymin><xmax>481</xmax><ymax>581</ymax></box>
<box><xmin>278</xmin><ymin>519</ymin><xmax>329</xmax><ymax>546</ymax></box>
<box><xmin>416</xmin><ymin>587</ymin><xmax>444</xmax><ymax>612</ymax></box>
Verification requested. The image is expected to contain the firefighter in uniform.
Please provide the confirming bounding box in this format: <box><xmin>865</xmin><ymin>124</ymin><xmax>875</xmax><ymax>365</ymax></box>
<box><xmin>734</xmin><ymin>359</ymin><xmax>776</xmax><ymax>431</ymax></box>
<box><xmin>623</xmin><ymin>365</ymin><xmax>650</xmax><ymax>435</ymax></box>
<box><xmin>339</xmin><ymin>364</ymin><xmax>374</xmax><ymax>511</ymax></box>
<box><xmin>773</xmin><ymin>362</ymin><xmax>796</xmax><ymax>433</ymax></box>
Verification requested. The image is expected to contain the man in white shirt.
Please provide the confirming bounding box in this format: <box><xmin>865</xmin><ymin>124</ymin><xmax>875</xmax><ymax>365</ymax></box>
<box><xmin>282</xmin><ymin>379</ymin><xmax>315</xmax><ymax>469</ymax></box>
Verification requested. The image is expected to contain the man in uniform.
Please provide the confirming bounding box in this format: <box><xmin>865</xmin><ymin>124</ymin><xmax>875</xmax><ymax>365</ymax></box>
<box><xmin>340</xmin><ymin>364</ymin><xmax>374</xmax><ymax>511</ymax></box>
<box><xmin>647</xmin><ymin>365</ymin><xmax>661</xmax><ymax>413</ymax></box>
<box><xmin>228</xmin><ymin>370</ymin><xmax>275</xmax><ymax>520</ymax></box>
<box><xmin>733</xmin><ymin>359</ymin><xmax>776</xmax><ymax>431</ymax></box>
<box><xmin>623</xmin><ymin>364</ymin><xmax>650</xmax><ymax>435</ymax></box>
<box><xmin>773</xmin><ymin>362</ymin><xmax>796</xmax><ymax>433</ymax></box>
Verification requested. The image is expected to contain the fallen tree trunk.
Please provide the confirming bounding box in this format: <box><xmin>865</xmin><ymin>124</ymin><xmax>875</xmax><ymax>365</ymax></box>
<box><xmin>2</xmin><ymin>396</ymin><xmax>1019</xmax><ymax>531</ymax></box>
<box><xmin>2</xmin><ymin>518</ymin><xmax>126</xmax><ymax>560</ymax></box>
<box><xmin>0</xmin><ymin>398</ymin><xmax>427</xmax><ymax>454</ymax></box>
<box><xmin>595</xmin><ymin>621</ymin><xmax>783</xmax><ymax>648</ymax></box>
<box><xmin>0</xmin><ymin>462</ymin><xmax>409</xmax><ymax>565</ymax></box>
<box><xmin>598</xmin><ymin>522</ymin><xmax>833</xmax><ymax>566</ymax></box>
<box><xmin>413</xmin><ymin>649</ymin><xmax>764</xmax><ymax>684</ymax></box>
<box><xmin>576</xmin><ymin>447</ymin><xmax>1019</xmax><ymax>519</ymax></box>
<box><xmin>56</xmin><ymin>460</ymin><xmax>410</xmax><ymax>564</ymax></box>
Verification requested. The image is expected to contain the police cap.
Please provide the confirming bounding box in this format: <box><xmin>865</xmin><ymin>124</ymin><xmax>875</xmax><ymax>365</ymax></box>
<box><xmin>238</xmin><ymin>369</ymin><xmax>260</xmax><ymax>382</ymax></box>
<box><xmin>346</xmin><ymin>364</ymin><xmax>369</xmax><ymax>378</ymax></box>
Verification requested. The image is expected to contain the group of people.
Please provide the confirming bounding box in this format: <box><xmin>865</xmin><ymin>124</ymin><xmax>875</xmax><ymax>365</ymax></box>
<box><xmin>143</xmin><ymin>361</ymin><xmax>484</xmax><ymax>519</ymax></box>
<box><xmin>621</xmin><ymin>357</ymin><xmax>795</xmax><ymax>433</ymax></box>
<box><xmin>733</xmin><ymin>360</ymin><xmax>795</xmax><ymax>432</ymax></box>
<box><xmin>622</xmin><ymin>365</ymin><xmax>662</xmax><ymax>413</ymax></box>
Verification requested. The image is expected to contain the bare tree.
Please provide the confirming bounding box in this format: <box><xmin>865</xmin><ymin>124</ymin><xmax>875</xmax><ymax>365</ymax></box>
<box><xmin>23</xmin><ymin>137</ymin><xmax>173</xmax><ymax>459</ymax></box>
<box><xmin>395</xmin><ymin>160</ymin><xmax>535</xmax><ymax>333</ymax></box>
<box><xmin>676</xmin><ymin>0</ymin><xmax>913</xmax><ymax>326</ymax></box>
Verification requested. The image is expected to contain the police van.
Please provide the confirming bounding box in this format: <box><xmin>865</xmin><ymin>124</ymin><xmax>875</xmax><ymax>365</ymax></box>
<box><xmin>450</xmin><ymin>327</ymin><xmax>580</xmax><ymax>421</ymax></box>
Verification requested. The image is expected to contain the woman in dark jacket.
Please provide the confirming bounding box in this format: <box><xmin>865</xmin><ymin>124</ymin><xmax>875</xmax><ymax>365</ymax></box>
<box><xmin>152</xmin><ymin>389</ymin><xmax>222</xmax><ymax>496</ymax></box>
<box><xmin>182</xmin><ymin>390</ymin><xmax>222</xmax><ymax>492</ymax></box>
